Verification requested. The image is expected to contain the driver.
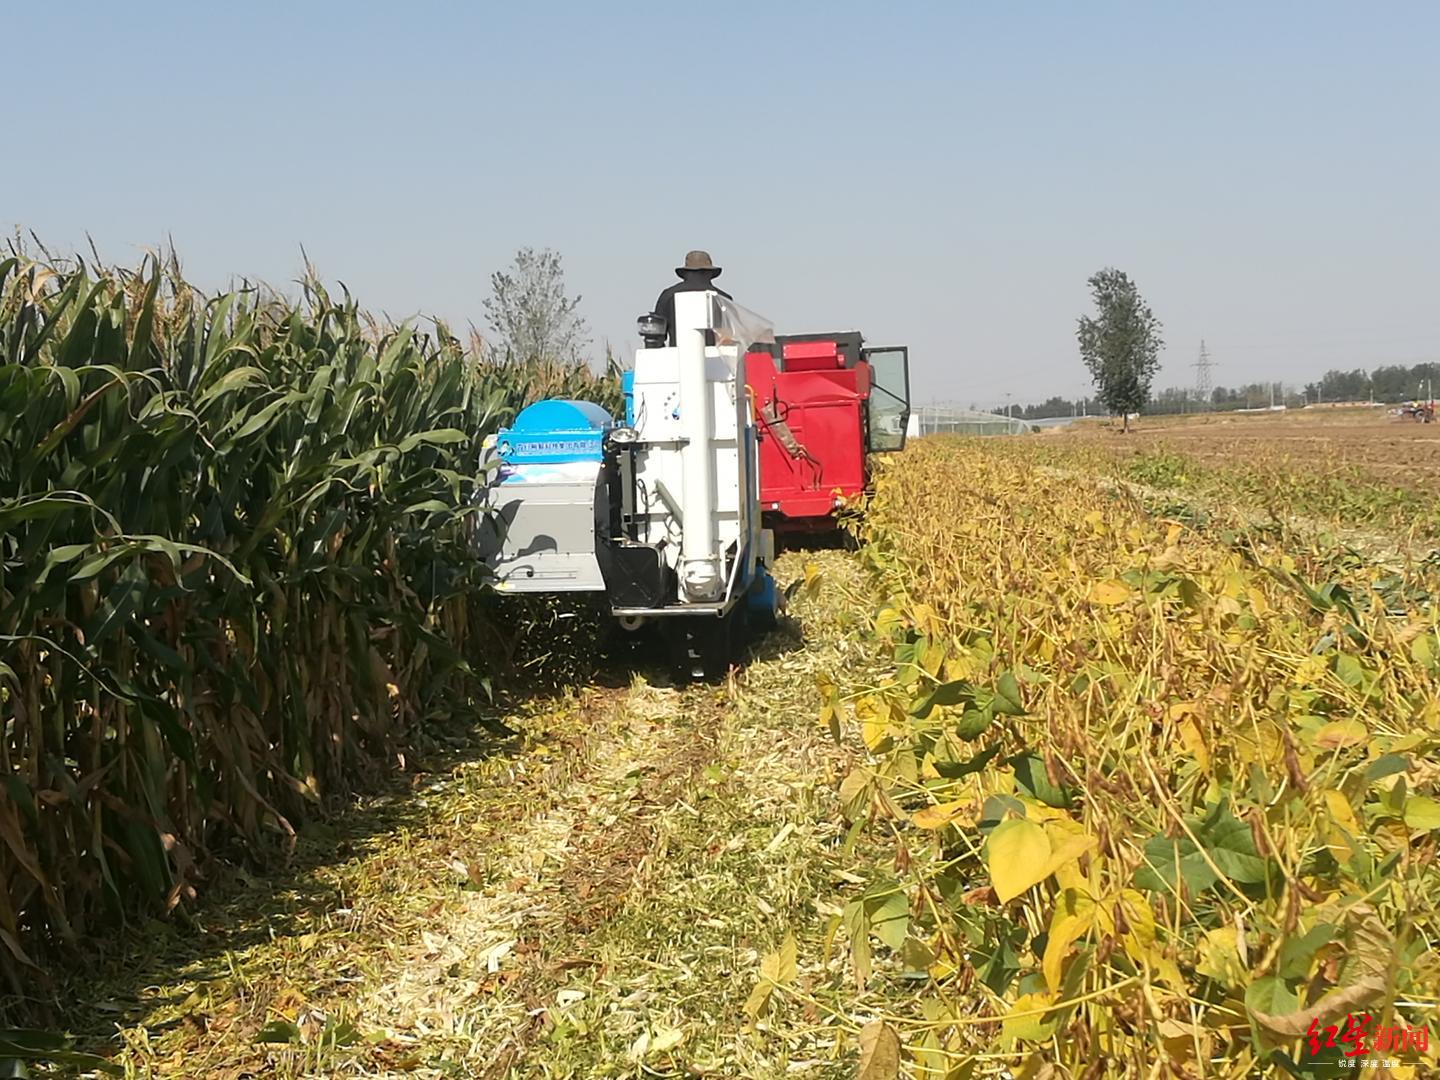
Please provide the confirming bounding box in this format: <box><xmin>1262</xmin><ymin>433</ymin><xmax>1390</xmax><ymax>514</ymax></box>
<box><xmin>652</xmin><ymin>250</ymin><xmax>733</xmax><ymax>346</ymax></box>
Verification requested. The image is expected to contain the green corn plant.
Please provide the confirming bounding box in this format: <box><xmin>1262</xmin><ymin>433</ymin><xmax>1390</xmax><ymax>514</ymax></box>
<box><xmin>0</xmin><ymin>247</ymin><xmax>620</xmax><ymax>984</ymax></box>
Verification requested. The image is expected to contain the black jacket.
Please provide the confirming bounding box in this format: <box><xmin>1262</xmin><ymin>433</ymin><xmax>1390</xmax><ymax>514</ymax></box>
<box><xmin>653</xmin><ymin>272</ymin><xmax>733</xmax><ymax>346</ymax></box>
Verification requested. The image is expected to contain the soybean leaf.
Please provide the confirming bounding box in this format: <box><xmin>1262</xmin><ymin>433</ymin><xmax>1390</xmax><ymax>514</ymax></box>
<box><xmin>1403</xmin><ymin>796</ymin><xmax>1440</xmax><ymax>831</ymax></box>
<box><xmin>955</xmin><ymin>706</ymin><xmax>994</xmax><ymax>741</ymax></box>
<box><xmin>911</xmin><ymin>678</ymin><xmax>976</xmax><ymax>719</ymax></box>
<box><xmin>1001</xmin><ymin>992</ymin><xmax>1060</xmax><ymax>1043</ymax></box>
<box><xmin>979</xmin><ymin>794</ymin><xmax>1024</xmax><ymax>836</ymax></box>
<box><xmin>1245</xmin><ymin>975</ymin><xmax>1299</xmax><ymax>1018</ymax></box>
<box><xmin>1278</xmin><ymin>922</ymin><xmax>1335</xmax><ymax>981</ymax></box>
<box><xmin>1364</xmin><ymin>754</ymin><xmax>1410</xmax><ymax>783</ymax></box>
<box><xmin>932</xmin><ymin>743</ymin><xmax>1000</xmax><ymax>779</ymax></box>
<box><xmin>866</xmin><ymin>890</ymin><xmax>910</xmax><ymax>951</ymax></box>
<box><xmin>992</xmin><ymin>670</ymin><xmax>1026</xmax><ymax>716</ymax></box>
<box><xmin>1011</xmin><ymin>753</ymin><xmax>1071</xmax><ymax>809</ymax></box>
<box><xmin>985</xmin><ymin>818</ymin><xmax>1052</xmax><ymax>902</ymax></box>
<box><xmin>1198</xmin><ymin>805</ymin><xmax>1270</xmax><ymax>884</ymax></box>
<box><xmin>1135</xmin><ymin>833</ymin><xmax>1217</xmax><ymax>897</ymax></box>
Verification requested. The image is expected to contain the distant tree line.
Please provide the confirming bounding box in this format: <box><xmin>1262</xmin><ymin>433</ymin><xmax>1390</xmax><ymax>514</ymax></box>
<box><xmin>1300</xmin><ymin>363</ymin><xmax>1439</xmax><ymax>405</ymax></box>
<box><xmin>994</xmin><ymin>360</ymin><xmax>1439</xmax><ymax>420</ymax></box>
<box><xmin>986</xmin><ymin>395</ymin><xmax>1102</xmax><ymax>420</ymax></box>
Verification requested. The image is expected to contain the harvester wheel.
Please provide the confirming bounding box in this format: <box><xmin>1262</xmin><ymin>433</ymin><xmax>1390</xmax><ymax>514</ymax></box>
<box><xmin>745</xmin><ymin>568</ymin><xmax>782</xmax><ymax>635</ymax></box>
<box><xmin>749</xmin><ymin>602</ymin><xmax>777</xmax><ymax>635</ymax></box>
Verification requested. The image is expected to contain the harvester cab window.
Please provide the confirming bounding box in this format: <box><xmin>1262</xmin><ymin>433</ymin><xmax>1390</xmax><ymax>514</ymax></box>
<box><xmin>862</xmin><ymin>346</ymin><xmax>910</xmax><ymax>452</ymax></box>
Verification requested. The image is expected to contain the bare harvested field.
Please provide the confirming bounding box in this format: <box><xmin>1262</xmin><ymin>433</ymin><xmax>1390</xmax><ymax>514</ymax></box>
<box><xmin>1061</xmin><ymin>409</ymin><xmax>1440</xmax><ymax>494</ymax></box>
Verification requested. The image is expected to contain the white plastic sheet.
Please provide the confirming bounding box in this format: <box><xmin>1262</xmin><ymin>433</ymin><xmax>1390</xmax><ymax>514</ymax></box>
<box><xmin>711</xmin><ymin>295</ymin><xmax>774</xmax><ymax>354</ymax></box>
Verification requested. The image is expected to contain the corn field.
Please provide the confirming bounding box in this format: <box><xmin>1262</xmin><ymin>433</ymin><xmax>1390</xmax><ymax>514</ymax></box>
<box><xmin>0</xmin><ymin>249</ymin><xmax>617</xmax><ymax>978</ymax></box>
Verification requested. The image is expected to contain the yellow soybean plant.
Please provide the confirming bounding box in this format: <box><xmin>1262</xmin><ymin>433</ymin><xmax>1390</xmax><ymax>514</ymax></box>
<box><xmin>828</xmin><ymin>437</ymin><xmax>1439</xmax><ymax>1079</ymax></box>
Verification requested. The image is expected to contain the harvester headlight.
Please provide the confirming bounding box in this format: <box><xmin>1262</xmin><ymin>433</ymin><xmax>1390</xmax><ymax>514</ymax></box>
<box><xmin>609</xmin><ymin>426</ymin><xmax>638</xmax><ymax>445</ymax></box>
<box><xmin>637</xmin><ymin>312</ymin><xmax>667</xmax><ymax>347</ymax></box>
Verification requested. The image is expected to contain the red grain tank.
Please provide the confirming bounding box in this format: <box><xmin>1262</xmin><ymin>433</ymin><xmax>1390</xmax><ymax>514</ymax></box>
<box><xmin>745</xmin><ymin>332</ymin><xmax>910</xmax><ymax>535</ymax></box>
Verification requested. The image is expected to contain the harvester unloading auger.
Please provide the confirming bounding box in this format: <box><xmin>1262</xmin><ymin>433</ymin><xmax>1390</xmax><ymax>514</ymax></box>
<box><xmin>476</xmin><ymin>289</ymin><xmax>780</xmax><ymax>680</ymax></box>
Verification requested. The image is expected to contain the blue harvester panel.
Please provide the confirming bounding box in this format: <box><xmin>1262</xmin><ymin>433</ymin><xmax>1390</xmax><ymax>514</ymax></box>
<box><xmin>621</xmin><ymin>371</ymin><xmax>636</xmax><ymax>426</ymax></box>
<box><xmin>496</xmin><ymin>399</ymin><xmax>615</xmax><ymax>463</ymax></box>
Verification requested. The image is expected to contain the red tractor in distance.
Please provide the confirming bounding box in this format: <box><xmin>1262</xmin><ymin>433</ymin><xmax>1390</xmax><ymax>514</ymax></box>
<box><xmin>744</xmin><ymin>332</ymin><xmax>911</xmax><ymax>537</ymax></box>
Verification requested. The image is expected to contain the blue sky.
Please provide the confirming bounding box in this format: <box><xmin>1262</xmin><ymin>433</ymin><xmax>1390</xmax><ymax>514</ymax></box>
<box><xmin>7</xmin><ymin>1</ymin><xmax>1437</xmax><ymax>406</ymax></box>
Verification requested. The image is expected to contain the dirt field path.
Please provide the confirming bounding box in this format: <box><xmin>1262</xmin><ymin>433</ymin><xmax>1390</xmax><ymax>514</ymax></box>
<box><xmin>69</xmin><ymin>549</ymin><xmax>880</xmax><ymax>1079</ymax></box>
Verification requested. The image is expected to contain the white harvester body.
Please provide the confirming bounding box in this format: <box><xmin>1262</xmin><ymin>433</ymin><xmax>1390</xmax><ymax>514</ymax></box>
<box><xmin>475</xmin><ymin>288</ymin><xmax>779</xmax><ymax>676</ymax></box>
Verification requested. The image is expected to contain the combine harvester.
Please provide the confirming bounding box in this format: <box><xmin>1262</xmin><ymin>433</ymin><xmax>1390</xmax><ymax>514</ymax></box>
<box><xmin>476</xmin><ymin>290</ymin><xmax>780</xmax><ymax>680</ymax></box>
<box><xmin>744</xmin><ymin>332</ymin><xmax>911</xmax><ymax>537</ymax></box>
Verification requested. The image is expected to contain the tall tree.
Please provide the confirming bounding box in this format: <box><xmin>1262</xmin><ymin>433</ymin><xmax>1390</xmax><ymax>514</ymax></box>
<box><xmin>1076</xmin><ymin>268</ymin><xmax>1164</xmax><ymax>433</ymax></box>
<box><xmin>482</xmin><ymin>247</ymin><xmax>590</xmax><ymax>362</ymax></box>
